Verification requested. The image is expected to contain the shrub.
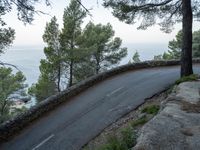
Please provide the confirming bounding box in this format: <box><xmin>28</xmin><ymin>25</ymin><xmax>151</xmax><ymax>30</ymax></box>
<box><xmin>131</xmin><ymin>115</ymin><xmax>148</xmax><ymax>127</ymax></box>
<box><xmin>141</xmin><ymin>105</ymin><xmax>160</xmax><ymax>115</ymax></box>
<box><xmin>120</xmin><ymin>127</ymin><xmax>136</xmax><ymax>148</ymax></box>
<box><xmin>98</xmin><ymin>135</ymin><xmax>124</xmax><ymax>150</ymax></box>
<box><xmin>98</xmin><ymin>127</ymin><xmax>136</xmax><ymax>150</ymax></box>
<box><xmin>175</xmin><ymin>74</ymin><xmax>198</xmax><ymax>85</ymax></box>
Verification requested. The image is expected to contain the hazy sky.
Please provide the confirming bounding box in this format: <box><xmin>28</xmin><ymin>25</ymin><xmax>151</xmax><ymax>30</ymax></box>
<box><xmin>4</xmin><ymin>0</ymin><xmax>200</xmax><ymax>47</ymax></box>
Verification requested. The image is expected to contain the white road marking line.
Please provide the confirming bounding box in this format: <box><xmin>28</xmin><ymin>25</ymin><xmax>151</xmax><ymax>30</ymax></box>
<box><xmin>32</xmin><ymin>134</ymin><xmax>54</xmax><ymax>150</ymax></box>
<box><xmin>107</xmin><ymin>87</ymin><xmax>124</xmax><ymax>97</ymax></box>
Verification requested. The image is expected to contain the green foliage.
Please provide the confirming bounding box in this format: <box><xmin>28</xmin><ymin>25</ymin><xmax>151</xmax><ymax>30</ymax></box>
<box><xmin>131</xmin><ymin>115</ymin><xmax>148</xmax><ymax>127</ymax></box>
<box><xmin>98</xmin><ymin>127</ymin><xmax>136</xmax><ymax>150</ymax></box>
<box><xmin>153</xmin><ymin>55</ymin><xmax>163</xmax><ymax>61</ymax></box>
<box><xmin>120</xmin><ymin>127</ymin><xmax>136</xmax><ymax>148</ymax></box>
<box><xmin>28</xmin><ymin>16</ymin><xmax>61</xmax><ymax>102</ymax></box>
<box><xmin>156</xmin><ymin>29</ymin><xmax>200</xmax><ymax>60</ymax></box>
<box><xmin>132</xmin><ymin>51</ymin><xmax>140</xmax><ymax>63</ymax></box>
<box><xmin>192</xmin><ymin>30</ymin><xmax>200</xmax><ymax>57</ymax></box>
<box><xmin>98</xmin><ymin>135</ymin><xmax>124</xmax><ymax>150</ymax></box>
<box><xmin>0</xmin><ymin>0</ymin><xmax>49</xmax><ymax>55</ymax></box>
<box><xmin>29</xmin><ymin>0</ymin><xmax>128</xmax><ymax>102</ymax></box>
<box><xmin>103</xmin><ymin>0</ymin><xmax>199</xmax><ymax>77</ymax></box>
<box><xmin>10</xmin><ymin>106</ymin><xmax>27</xmax><ymax>117</ymax></box>
<box><xmin>28</xmin><ymin>74</ymin><xmax>57</xmax><ymax>102</ymax></box>
<box><xmin>0</xmin><ymin>7</ymin><xmax>15</xmax><ymax>54</ymax></box>
<box><xmin>0</xmin><ymin>67</ymin><xmax>27</xmax><ymax>123</ymax></box>
<box><xmin>103</xmin><ymin>0</ymin><xmax>200</xmax><ymax>33</ymax></box>
<box><xmin>60</xmin><ymin>0</ymin><xmax>86</xmax><ymax>86</ymax></box>
<box><xmin>175</xmin><ymin>74</ymin><xmax>198</xmax><ymax>85</ymax></box>
<box><xmin>1</xmin><ymin>0</ymin><xmax>50</xmax><ymax>24</ymax></box>
<box><xmin>0</xmin><ymin>25</ymin><xmax>15</xmax><ymax>54</ymax></box>
<box><xmin>79</xmin><ymin>22</ymin><xmax>127</xmax><ymax>75</ymax></box>
<box><xmin>141</xmin><ymin>105</ymin><xmax>160</xmax><ymax>115</ymax></box>
<box><xmin>167</xmin><ymin>30</ymin><xmax>182</xmax><ymax>59</ymax></box>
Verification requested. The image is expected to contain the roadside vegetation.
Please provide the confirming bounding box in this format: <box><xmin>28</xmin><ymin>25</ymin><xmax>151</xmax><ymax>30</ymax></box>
<box><xmin>0</xmin><ymin>0</ymin><xmax>128</xmax><ymax>123</ymax></box>
<box><xmin>84</xmin><ymin>102</ymin><xmax>161</xmax><ymax>150</ymax></box>
<box><xmin>130</xmin><ymin>115</ymin><xmax>148</xmax><ymax>128</ymax></box>
<box><xmin>1</xmin><ymin>0</ymin><xmax>200</xmax><ymax>125</ymax></box>
<box><xmin>132</xmin><ymin>29</ymin><xmax>200</xmax><ymax>62</ymax></box>
<box><xmin>0</xmin><ymin>67</ymin><xmax>28</xmax><ymax>123</ymax></box>
<box><xmin>28</xmin><ymin>0</ymin><xmax>127</xmax><ymax>103</ymax></box>
<box><xmin>97</xmin><ymin>127</ymin><xmax>136</xmax><ymax>150</ymax></box>
<box><xmin>154</xmin><ymin>30</ymin><xmax>200</xmax><ymax>60</ymax></box>
<box><xmin>175</xmin><ymin>74</ymin><xmax>199</xmax><ymax>85</ymax></box>
<box><xmin>141</xmin><ymin>105</ymin><xmax>160</xmax><ymax>115</ymax></box>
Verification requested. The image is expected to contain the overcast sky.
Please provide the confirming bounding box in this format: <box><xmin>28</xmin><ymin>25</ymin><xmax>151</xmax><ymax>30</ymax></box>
<box><xmin>4</xmin><ymin>0</ymin><xmax>200</xmax><ymax>47</ymax></box>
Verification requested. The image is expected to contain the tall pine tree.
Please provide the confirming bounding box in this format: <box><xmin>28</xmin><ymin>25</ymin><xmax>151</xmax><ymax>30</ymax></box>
<box><xmin>0</xmin><ymin>67</ymin><xmax>27</xmax><ymax>123</ymax></box>
<box><xmin>29</xmin><ymin>16</ymin><xmax>62</xmax><ymax>102</ymax></box>
<box><xmin>60</xmin><ymin>0</ymin><xmax>86</xmax><ymax>87</ymax></box>
<box><xmin>160</xmin><ymin>29</ymin><xmax>200</xmax><ymax>60</ymax></box>
<box><xmin>104</xmin><ymin>0</ymin><xmax>200</xmax><ymax>76</ymax></box>
<box><xmin>79</xmin><ymin>22</ymin><xmax>127</xmax><ymax>75</ymax></box>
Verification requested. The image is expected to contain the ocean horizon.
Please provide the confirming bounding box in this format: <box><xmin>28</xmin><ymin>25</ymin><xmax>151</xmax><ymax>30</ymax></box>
<box><xmin>0</xmin><ymin>43</ymin><xmax>168</xmax><ymax>87</ymax></box>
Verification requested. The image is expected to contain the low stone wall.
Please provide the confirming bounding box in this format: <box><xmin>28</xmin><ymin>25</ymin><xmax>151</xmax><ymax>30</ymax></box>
<box><xmin>0</xmin><ymin>59</ymin><xmax>199</xmax><ymax>141</ymax></box>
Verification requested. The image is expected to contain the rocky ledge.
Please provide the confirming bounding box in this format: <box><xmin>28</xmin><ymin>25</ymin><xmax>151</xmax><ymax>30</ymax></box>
<box><xmin>133</xmin><ymin>81</ymin><xmax>200</xmax><ymax>150</ymax></box>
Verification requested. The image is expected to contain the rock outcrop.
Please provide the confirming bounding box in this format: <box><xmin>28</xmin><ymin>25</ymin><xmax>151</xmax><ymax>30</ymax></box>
<box><xmin>133</xmin><ymin>81</ymin><xmax>200</xmax><ymax>150</ymax></box>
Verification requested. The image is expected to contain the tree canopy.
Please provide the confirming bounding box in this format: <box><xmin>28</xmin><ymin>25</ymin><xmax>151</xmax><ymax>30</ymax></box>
<box><xmin>0</xmin><ymin>0</ymin><xmax>50</xmax><ymax>61</ymax></box>
<box><xmin>103</xmin><ymin>0</ymin><xmax>200</xmax><ymax>76</ymax></box>
<box><xmin>60</xmin><ymin>0</ymin><xmax>86</xmax><ymax>87</ymax></box>
<box><xmin>156</xmin><ymin>29</ymin><xmax>200</xmax><ymax>60</ymax></box>
<box><xmin>132</xmin><ymin>51</ymin><xmax>141</xmax><ymax>63</ymax></box>
<box><xmin>28</xmin><ymin>16</ymin><xmax>61</xmax><ymax>102</ymax></box>
<box><xmin>1</xmin><ymin>0</ymin><xmax>50</xmax><ymax>23</ymax></box>
<box><xmin>103</xmin><ymin>0</ymin><xmax>200</xmax><ymax>33</ymax></box>
<box><xmin>80</xmin><ymin>22</ymin><xmax>127</xmax><ymax>74</ymax></box>
<box><xmin>0</xmin><ymin>67</ymin><xmax>27</xmax><ymax>123</ymax></box>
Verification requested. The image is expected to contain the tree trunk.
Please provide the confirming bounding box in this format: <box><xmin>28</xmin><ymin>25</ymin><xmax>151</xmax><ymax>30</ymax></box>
<box><xmin>95</xmin><ymin>62</ymin><xmax>100</xmax><ymax>74</ymax></box>
<box><xmin>95</xmin><ymin>51</ymin><xmax>100</xmax><ymax>74</ymax></box>
<box><xmin>181</xmin><ymin>0</ymin><xmax>193</xmax><ymax>77</ymax></box>
<box><xmin>57</xmin><ymin>64</ymin><xmax>61</xmax><ymax>92</ymax></box>
<box><xmin>69</xmin><ymin>60</ymin><xmax>73</xmax><ymax>87</ymax></box>
<box><xmin>1</xmin><ymin>100</ymin><xmax>7</xmax><ymax>116</ymax></box>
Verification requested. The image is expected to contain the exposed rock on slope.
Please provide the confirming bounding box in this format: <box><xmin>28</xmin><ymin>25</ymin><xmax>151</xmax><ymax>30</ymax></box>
<box><xmin>133</xmin><ymin>81</ymin><xmax>200</xmax><ymax>150</ymax></box>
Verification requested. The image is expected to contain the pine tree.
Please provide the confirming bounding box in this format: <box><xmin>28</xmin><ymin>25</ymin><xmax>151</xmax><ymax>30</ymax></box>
<box><xmin>104</xmin><ymin>0</ymin><xmax>200</xmax><ymax>76</ymax></box>
<box><xmin>0</xmin><ymin>67</ymin><xmax>27</xmax><ymax>123</ymax></box>
<box><xmin>79</xmin><ymin>22</ymin><xmax>127</xmax><ymax>75</ymax></box>
<box><xmin>0</xmin><ymin>0</ymin><xmax>50</xmax><ymax>57</ymax></box>
<box><xmin>28</xmin><ymin>73</ymin><xmax>57</xmax><ymax>102</ymax></box>
<box><xmin>0</xmin><ymin>9</ymin><xmax>15</xmax><ymax>55</ymax></box>
<box><xmin>161</xmin><ymin>29</ymin><xmax>200</xmax><ymax>60</ymax></box>
<box><xmin>1</xmin><ymin>0</ymin><xmax>50</xmax><ymax>24</ymax></box>
<box><xmin>168</xmin><ymin>30</ymin><xmax>182</xmax><ymax>59</ymax></box>
<box><xmin>60</xmin><ymin>0</ymin><xmax>86</xmax><ymax>87</ymax></box>
<box><xmin>42</xmin><ymin>16</ymin><xmax>63</xmax><ymax>92</ymax></box>
<box><xmin>28</xmin><ymin>16</ymin><xmax>62</xmax><ymax>102</ymax></box>
<box><xmin>132</xmin><ymin>51</ymin><xmax>141</xmax><ymax>63</ymax></box>
<box><xmin>192</xmin><ymin>30</ymin><xmax>200</xmax><ymax>57</ymax></box>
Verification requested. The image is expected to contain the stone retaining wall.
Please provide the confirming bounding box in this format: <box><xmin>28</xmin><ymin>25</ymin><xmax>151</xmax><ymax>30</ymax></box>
<box><xmin>0</xmin><ymin>59</ymin><xmax>199</xmax><ymax>141</ymax></box>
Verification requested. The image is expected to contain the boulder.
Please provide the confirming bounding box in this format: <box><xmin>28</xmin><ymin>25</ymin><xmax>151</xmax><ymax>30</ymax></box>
<box><xmin>133</xmin><ymin>81</ymin><xmax>200</xmax><ymax>150</ymax></box>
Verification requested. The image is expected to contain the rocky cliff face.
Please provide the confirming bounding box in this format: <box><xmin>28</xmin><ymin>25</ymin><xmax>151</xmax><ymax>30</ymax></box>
<box><xmin>133</xmin><ymin>81</ymin><xmax>200</xmax><ymax>150</ymax></box>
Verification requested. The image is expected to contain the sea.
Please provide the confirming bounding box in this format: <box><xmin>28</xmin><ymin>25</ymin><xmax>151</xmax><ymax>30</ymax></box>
<box><xmin>0</xmin><ymin>43</ymin><xmax>168</xmax><ymax>87</ymax></box>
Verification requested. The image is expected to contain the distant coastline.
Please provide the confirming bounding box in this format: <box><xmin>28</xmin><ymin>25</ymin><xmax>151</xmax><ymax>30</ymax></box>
<box><xmin>0</xmin><ymin>43</ymin><xmax>168</xmax><ymax>86</ymax></box>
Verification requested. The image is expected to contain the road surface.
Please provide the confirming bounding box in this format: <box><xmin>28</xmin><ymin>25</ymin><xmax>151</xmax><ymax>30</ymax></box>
<box><xmin>0</xmin><ymin>66</ymin><xmax>199</xmax><ymax>150</ymax></box>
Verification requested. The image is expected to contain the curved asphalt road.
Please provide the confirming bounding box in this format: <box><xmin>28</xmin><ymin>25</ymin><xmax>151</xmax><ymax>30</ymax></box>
<box><xmin>0</xmin><ymin>66</ymin><xmax>200</xmax><ymax>150</ymax></box>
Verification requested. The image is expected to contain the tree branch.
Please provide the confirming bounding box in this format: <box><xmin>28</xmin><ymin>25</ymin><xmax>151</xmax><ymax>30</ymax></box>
<box><xmin>0</xmin><ymin>61</ymin><xmax>20</xmax><ymax>71</ymax></box>
<box><xmin>75</xmin><ymin>0</ymin><xmax>92</xmax><ymax>16</ymax></box>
